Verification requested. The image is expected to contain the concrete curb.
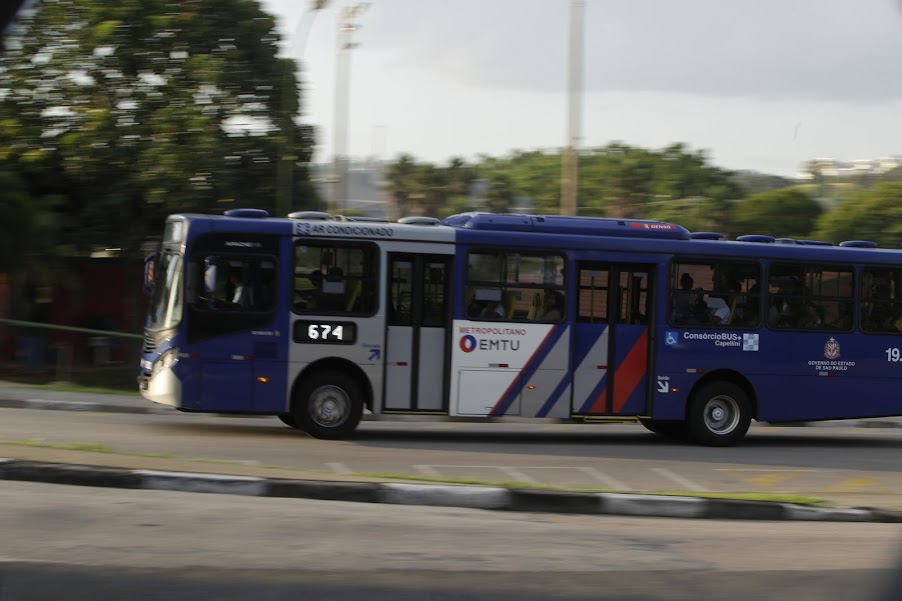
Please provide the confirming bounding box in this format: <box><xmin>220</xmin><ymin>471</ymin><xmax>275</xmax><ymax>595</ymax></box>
<box><xmin>2</xmin><ymin>458</ymin><xmax>902</xmax><ymax>522</ymax></box>
<box><xmin>0</xmin><ymin>397</ymin><xmax>167</xmax><ymax>414</ymax></box>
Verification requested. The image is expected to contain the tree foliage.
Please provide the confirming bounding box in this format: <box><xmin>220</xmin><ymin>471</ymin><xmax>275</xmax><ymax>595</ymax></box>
<box><xmin>732</xmin><ymin>188</ymin><xmax>822</xmax><ymax>239</ymax></box>
<box><xmin>0</xmin><ymin>0</ymin><xmax>318</xmax><ymax>259</ymax></box>
<box><xmin>814</xmin><ymin>183</ymin><xmax>902</xmax><ymax>246</ymax></box>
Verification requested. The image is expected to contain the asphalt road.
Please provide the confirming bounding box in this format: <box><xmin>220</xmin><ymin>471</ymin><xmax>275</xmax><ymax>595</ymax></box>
<box><xmin>3</xmin><ymin>407</ymin><xmax>902</xmax><ymax>499</ymax></box>
<box><xmin>3</xmin><ymin>480</ymin><xmax>902</xmax><ymax>601</ymax></box>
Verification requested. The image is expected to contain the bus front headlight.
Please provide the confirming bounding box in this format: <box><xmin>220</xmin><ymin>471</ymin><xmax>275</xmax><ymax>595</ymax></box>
<box><xmin>158</xmin><ymin>348</ymin><xmax>179</xmax><ymax>371</ymax></box>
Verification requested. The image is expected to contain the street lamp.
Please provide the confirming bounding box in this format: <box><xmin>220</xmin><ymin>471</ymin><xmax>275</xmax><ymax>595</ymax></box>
<box><xmin>561</xmin><ymin>0</ymin><xmax>584</xmax><ymax>217</ymax></box>
<box><xmin>331</xmin><ymin>3</ymin><xmax>368</xmax><ymax>214</ymax></box>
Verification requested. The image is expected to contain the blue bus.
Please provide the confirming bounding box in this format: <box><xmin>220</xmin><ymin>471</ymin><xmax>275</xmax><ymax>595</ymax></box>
<box><xmin>138</xmin><ymin>208</ymin><xmax>902</xmax><ymax>446</ymax></box>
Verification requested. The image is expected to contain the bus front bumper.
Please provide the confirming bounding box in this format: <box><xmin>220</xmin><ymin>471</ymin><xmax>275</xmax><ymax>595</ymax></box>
<box><xmin>137</xmin><ymin>367</ymin><xmax>182</xmax><ymax>408</ymax></box>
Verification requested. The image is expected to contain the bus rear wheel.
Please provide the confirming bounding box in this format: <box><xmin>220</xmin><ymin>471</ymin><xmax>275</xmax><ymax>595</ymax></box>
<box><xmin>292</xmin><ymin>370</ymin><xmax>363</xmax><ymax>440</ymax></box>
<box><xmin>639</xmin><ymin>419</ymin><xmax>688</xmax><ymax>440</ymax></box>
<box><xmin>687</xmin><ymin>381</ymin><xmax>751</xmax><ymax>447</ymax></box>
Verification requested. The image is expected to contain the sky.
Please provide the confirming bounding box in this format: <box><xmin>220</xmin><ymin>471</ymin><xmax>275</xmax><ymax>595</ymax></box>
<box><xmin>259</xmin><ymin>0</ymin><xmax>902</xmax><ymax>178</ymax></box>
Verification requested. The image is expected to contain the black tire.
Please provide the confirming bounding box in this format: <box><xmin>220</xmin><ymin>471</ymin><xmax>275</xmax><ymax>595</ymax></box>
<box><xmin>687</xmin><ymin>381</ymin><xmax>751</xmax><ymax>446</ymax></box>
<box><xmin>277</xmin><ymin>413</ymin><xmax>299</xmax><ymax>428</ymax></box>
<box><xmin>639</xmin><ymin>419</ymin><xmax>688</xmax><ymax>439</ymax></box>
<box><xmin>291</xmin><ymin>370</ymin><xmax>363</xmax><ymax>440</ymax></box>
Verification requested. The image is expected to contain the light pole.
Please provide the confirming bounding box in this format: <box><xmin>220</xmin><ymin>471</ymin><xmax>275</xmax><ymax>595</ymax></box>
<box><xmin>276</xmin><ymin>0</ymin><xmax>328</xmax><ymax>218</ymax></box>
<box><xmin>331</xmin><ymin>3</ymin><xmax>368</xmax><ymax>214</ymax></box>
<box><xmin>561</xmin><ymin>0</ymin><xmax>584</xmax><ymax>216</ymax></box>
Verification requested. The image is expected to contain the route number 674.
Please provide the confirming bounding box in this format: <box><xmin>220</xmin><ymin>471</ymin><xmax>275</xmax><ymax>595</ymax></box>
<box><xmin>294</xmin><ymin>320</ymin><xmax>357</xmax><ymax>345</ymax></box>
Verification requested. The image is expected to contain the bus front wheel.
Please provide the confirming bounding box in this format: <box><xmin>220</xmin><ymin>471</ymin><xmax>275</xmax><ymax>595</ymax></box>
<box><xmin>292</xmin><ymin>370</ymin><xmax>363</xmax><ymax>440</ymax></box>
<box><xmin>687</xmin><ymin>381</ymin><xmax>751</xmax><ymax>447</ymax></box>
<box><xmin>278</xmin><ymin>413</ymin><xmax>299</xmax><ymax>428</ymax></box>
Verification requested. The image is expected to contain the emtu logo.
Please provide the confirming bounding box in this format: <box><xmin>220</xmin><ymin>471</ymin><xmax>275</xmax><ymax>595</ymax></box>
<box><xmin>459</xmin><ymin>335</ymin><xmax>477</xmax><ymax>353</ymax></box>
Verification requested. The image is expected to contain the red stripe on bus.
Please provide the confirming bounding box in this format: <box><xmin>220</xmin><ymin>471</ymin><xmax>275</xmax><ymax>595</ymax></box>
<box><xmin>588</xmin><ymin>389</ymin><xmax>607</xmax><ymax>414</ymax></box>
<box><xmin>612</xmin><ymin>329</ymin><xmax>649</xmax><ymax>413</ymax></box>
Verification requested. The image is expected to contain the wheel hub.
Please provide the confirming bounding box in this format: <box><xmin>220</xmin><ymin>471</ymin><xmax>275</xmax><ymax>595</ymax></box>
<box><xmin>311</xmin><ymin>386</ymin><xmax>348</xmax><ymax>426</ymax></box>
<box><xmin>704</xmin><ymin>396</ymin><xmax>739</xmax><ymax>434</ymax></box>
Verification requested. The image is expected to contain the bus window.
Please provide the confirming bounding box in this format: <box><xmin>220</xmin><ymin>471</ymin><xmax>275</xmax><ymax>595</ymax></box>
<box><xmin>193</xmin><ymin>257</ymin><xmax>276</xmax><ymax>313</ymax></box>
<box><xmin>423</xmin><ymin>263</ymin><xmax>447</xmax><ymax>326</ymax></box>
<box><xmin>466</xmin><ymin>251</ymin><xmax>565</xmax><ymax>322</ymax></box>
<box><xmin>577</xmin><ymin>269</ymin><xmax>609</xmax><ymax>323</ymax></box>
<box><xmin>670</xmin><ymin>261</ymin><xmax>760</xmax><ymax>327</ymax></box>
<box><xmin>294</xmin><ymin>242</ymin><xmax>377</xmax><ymax>315</ymax></box>
<box><xmin>862</xmin><ymin>268</ymin><xmax>902</xmax><ymax>333</ymax></box>
<box><xmin>768</xmin><ymin>264</ymin><xmax>853</xmax><ymax>331</ymax></box>
<box><xmin>390</xmin><ymin>261</ymin><xmax>413</xmax><ymax>325</ymax></box>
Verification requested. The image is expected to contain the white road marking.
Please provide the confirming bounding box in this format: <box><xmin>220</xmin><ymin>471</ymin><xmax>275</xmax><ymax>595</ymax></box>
<box><xmin>499</xmin><ymin>466</ymin><xmax>535</xmax><ymax>483</ymax></box>
<box><xmin>413</xmin><ymin>464</ymin><xmax>444</xmax><ymax>478</ymax></box>
<box><xmin>575</xmin><ymin>467</ymin><xmax>631</xmax><ymax>491</ymax></box>
<box><xmin>651</xmin><ymin>467</ymin><xmax>708</xmax><ymax>492</ymax></box>
<box><xmin>325</xmin><ymin>462</ymin><xmax>352</xmax><ymax>475</ymax></box>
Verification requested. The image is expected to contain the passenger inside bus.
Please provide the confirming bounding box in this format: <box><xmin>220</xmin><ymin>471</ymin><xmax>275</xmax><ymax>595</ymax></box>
<box><xmin>540</xmin><ymin>289</ymin><xmax>565</xmax><ymax>321</ymax></box>
<box><xmin>691</xmin><ymin>287</ymin><xmax>709</xmax><ymax>324</ymax></box>
<box><xmin>295</xmin><ymin>270</ymin><xmax>323</xmax><ymax>310</ymax></box>
<box><xmin>672</xmin><ymin>273</ymin><xmax>695</xmax><ymax>322</ymax></box>
<box><xmin>744</xmin><ymin>278</ymin><xmax>762</xmax><ymax>324</ymax></box>
<box><xmin>705</xmin><ymin>296</ymin><xmax>730</xmax><ymax>324</ymax></box>
<box><xmin>768</xmin><ymin>277</ymin><xmax>814</xmax><ymax>328</ymax></box>
<box><xmin>318</xmin><ymin>266</ymin><xmax>346</xmax><ymax>311</ymax></box>
<box><xmin>478</xmin><ymin>300</ymin><xmax>505</xmax><ymax>319</ymax></box>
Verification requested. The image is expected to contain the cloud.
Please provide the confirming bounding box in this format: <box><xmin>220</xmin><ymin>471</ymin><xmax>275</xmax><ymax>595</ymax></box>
<box><xmin>363</xmin><ymin>0</ymin><xmax>902</xmax><ymax>103</ymax></box>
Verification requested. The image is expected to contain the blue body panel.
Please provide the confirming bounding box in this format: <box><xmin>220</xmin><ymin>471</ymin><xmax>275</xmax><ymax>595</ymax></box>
<box><xmin>654</xmin><ymin>328</ymin><xmax>902</xmax><ymax>422</ymax></box>
<box><xmin>139</xmin><ymin>210</ymin><xmax>902</xmax><ymax>425</ymax></box>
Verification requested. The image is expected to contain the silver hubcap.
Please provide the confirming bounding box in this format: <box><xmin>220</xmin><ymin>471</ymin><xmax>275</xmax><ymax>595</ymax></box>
<box><xmin>310</xmin><ymin>385</ymin><xmax>349</xmax><ymax>427</ymax></box>
<box><xmin>704</xmin><ymin>395</ymin><xmax>740</xmax><ymax>434</ymax></box>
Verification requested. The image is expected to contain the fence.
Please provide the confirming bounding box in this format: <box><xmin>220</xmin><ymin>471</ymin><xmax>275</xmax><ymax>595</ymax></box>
<box><xmin>0</xmin><ymin>318</ymin><xmax>142</xmax><ymax>389</ymax></box>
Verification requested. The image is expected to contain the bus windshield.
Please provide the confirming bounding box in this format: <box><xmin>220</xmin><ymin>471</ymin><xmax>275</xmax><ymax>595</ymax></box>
<box><xmin>146</xmin><ymin>252</ymin><xmax>183</xmax><ymax>330</ymax></box>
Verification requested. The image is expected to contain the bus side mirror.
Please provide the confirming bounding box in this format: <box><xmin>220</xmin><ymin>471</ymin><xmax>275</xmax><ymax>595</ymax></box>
<box><xmin>143</xmin><ymin>252</ymin><xmax>158</xmax><ymax>297</ymax></box>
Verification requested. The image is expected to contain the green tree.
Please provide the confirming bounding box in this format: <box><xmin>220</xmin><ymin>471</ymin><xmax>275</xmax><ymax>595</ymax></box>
<box><xmin>0</xmin><ymin>0</ymin><xmax>316</xmax><ymax>256</ymax></box>
<box><xmin>732</xmin><ymin>188</ymin><xmax>822</xmax><ymax>239</ymax></box>
<box><xmin>814</xmin><ymin>182</ymin><xmax>902</xmax><ymax>246</ymax></box>
<box><xmin>414</xmin><ymin>163</ymin><xmax>448</xmax><ymax>217</ymax></box>
<box><xmin>484</xmin><ymin>174</ymin><xmax>515</xmax><ymax>213</ymax></box>
<box><xmin>385</xmin><ymin>154</ymin><xmax>418</xmax><ymax>219</ymax></box>
<box><xmin>387</xmin><ymin>143</ymin><xmax>744</xmax><ymax>223</ymax></box>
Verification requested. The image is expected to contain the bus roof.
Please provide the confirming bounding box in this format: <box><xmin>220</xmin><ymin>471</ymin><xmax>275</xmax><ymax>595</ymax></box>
<box><xmin>166</xmin><ymin>210</ymin><xmax>902</xmax><ymax>266</ymax></box>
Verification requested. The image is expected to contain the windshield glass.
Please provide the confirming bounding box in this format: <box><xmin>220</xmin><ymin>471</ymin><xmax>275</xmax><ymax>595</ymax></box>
<box><xmin>146</xmin><ymin>252</ymin><xmax>183</xmax><ymax>331</ymax></box>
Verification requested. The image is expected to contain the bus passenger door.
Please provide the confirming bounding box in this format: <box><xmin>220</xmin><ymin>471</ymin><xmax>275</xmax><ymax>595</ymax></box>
<box><xmin>572</xmin><ymin>263</ymin><xmax>653</xmax><ymax>416</ymax></box>
<box><xmin>384</xmin><ymin>254</ymin><xmax>451</xmax><ymax>412</ymax></box>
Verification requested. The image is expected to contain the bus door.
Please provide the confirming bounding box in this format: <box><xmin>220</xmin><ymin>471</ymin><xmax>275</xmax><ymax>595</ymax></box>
<box><xmin>572</xmin><ymin>262</ymin><xmax>654</xmax><ymax>416</ymax></box>
<box><xmin>185</xmin><ymin>251</ymin><xmax>283</xmax><ymax>413</ymax></box>
<box><xmin>384</xmin><ymin>254</ymin><xmax>451</xmax><ymax>411</ymax></box>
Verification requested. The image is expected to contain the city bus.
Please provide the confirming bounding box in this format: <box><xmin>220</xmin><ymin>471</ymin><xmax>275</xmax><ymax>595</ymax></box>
<box><xmin>138</xmin><ymin>208</ymin><xmax>902</xmax><ymax>446</ymax></box>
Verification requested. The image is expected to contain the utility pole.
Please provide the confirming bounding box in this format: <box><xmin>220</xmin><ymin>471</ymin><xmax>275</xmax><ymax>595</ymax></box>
<box><xmin>561</xmin><ymin>0</ymin><xmax>584</xmax><ymax>216</ymax></box>
<box><xmin>331</xmin><ymin>3</ymin><xmax>368</xmax><ymax>214</ymax></box>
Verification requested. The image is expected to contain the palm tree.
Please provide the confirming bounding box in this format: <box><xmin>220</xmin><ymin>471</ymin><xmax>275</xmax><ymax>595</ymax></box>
<box><xmin>384</xmin><ymin>154</ymin><xmax>417</xmax><ymax>220</ymax></box>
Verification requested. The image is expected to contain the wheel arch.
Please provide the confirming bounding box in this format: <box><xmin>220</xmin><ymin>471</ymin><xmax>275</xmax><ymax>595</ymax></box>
<box><xmin>684</xmin><ymin>369</ymin><xmax>758</xmax><ymax>421</ymax></box>
<box><xmin>291</xmin><ymin>357</ymin><xmax>374</xmax><ymax>413</ymax></box>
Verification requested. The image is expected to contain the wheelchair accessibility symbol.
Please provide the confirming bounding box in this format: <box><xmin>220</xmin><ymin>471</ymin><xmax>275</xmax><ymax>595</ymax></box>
<box><xmin>665</xmin><ymin>331</ymin><xmax>679</xmax><ymax>346</ymax></box>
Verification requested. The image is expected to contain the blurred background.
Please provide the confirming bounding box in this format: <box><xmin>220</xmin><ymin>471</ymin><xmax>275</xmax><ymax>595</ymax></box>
<box><xmin>2</xmin><ymin>0</ymin><xmax>901</xmax><ymax>389</ymax></box>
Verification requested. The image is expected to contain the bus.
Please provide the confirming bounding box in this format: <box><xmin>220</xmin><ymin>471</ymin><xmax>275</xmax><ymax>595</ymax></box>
<box><xmin>138</xmin><ymin>208</ymin><xmax>902</xmax><ymax>446</ymax></box>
